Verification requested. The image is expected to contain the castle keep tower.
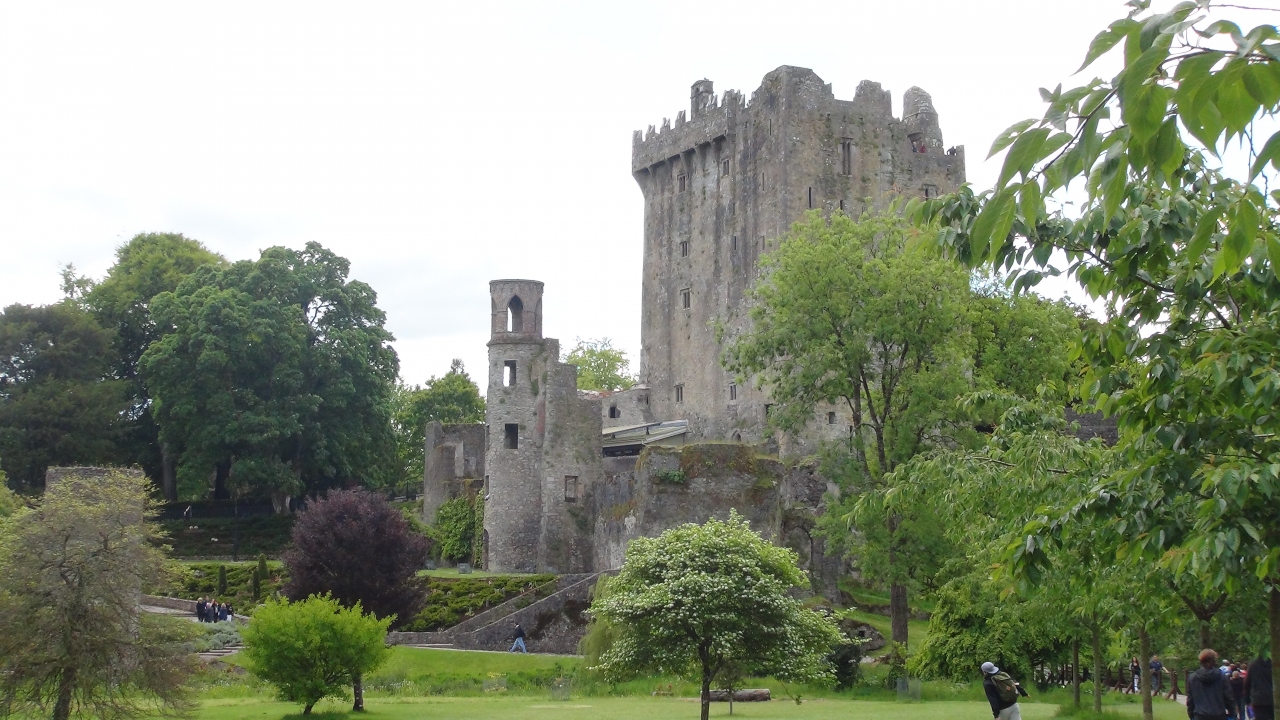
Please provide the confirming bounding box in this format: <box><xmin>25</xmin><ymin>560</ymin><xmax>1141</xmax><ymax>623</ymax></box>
<box><xmin>630</xmin><ymin>65</ymin><xmax>967</xmax><ymax>449</ymax></box>
<box><xmin>483</xmin><ymin>280</ymin><xmax>604</xmax><ymax>573</ymax></box>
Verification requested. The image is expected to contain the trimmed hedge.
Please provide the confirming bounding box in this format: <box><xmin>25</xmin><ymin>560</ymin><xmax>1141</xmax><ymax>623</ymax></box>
<box><xmin>160</xmin><ymin>561</ymin><xmax>288</xmax><ymax>606</ymax></box>
<box><xmin>402</xmin><ymin>575</ymin><xmax>556</xmax><ymax>632</ymax></box>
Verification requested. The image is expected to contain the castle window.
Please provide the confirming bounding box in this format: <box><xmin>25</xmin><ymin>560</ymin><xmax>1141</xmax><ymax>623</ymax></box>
<box><xmin>808</xmin><ymin>187</ymin><xmax>813</xmax><ymax>209</ymax></box>
<box><xmin>840</xmin><ymin>139</ymin><xmax>854</xmax><ymax>175</ymax></box>
<box><xmin>731</xmin><ymin>236</ymin><xmax>738</xmax><ymax>253</ymax></box>
<box><xmin>675</xmin><ymin>384</ymin><xmax>684</xmax><ymax>403</ymax></box>
<box><xmin>765</xmin><ymin>403</ymin><xmax>774</xmax><ymax>419</ymax></box>
<box><xmin>503</xmin><ymin>423</ymin><xmax>519</xmax><ymax>450</ymax></box>
<box><xmin>680</xmin><ymin>288</ymin><xmax>691</xmax><ymax>309</ymax></box>
<box><xmin>840</xmin><ymin>199</ymin><xmax>845</xmax><ymax>212</ymax></box>
<box><xmin>729</xmin><ymin>383</ymin><xmax>737</xmax><ymax>401</ymax></box>
<box><xmin>923</xmin><ymin>184</ymin><xmax>939</xmax><ymax>199</ymax></box>
<box><xmin>507</xmin><ymin>296</ymin><xmax>524</xmax><ymax>333</ymax></box>
<box><xmin>609</xmin><ymin>405</ymin><xmax>620</xmax><ymax>419</ymax></box>
<box><xmin>564</xmin><ymin>476</ymin><xmax>580</xmax><ymax>503</ymax></box>
<box><xmin>677</xmin><ymin>173</ymin><xmax>687</xmax><ymax>192</ymax></box>
<box><xmin>721</xmin><ymin>158</ymin><xmax>730</xmax><ymax>177</ymax></box>
<box><xmin>827</xmin><ymin>411</ymin><xmax>837</xmax><ymax>424</ymax></box>
<box><xmin>503</xmin><ymin>360</ymin><xmax>516</xmax><ymax>387</ymax></box>
<box><xmin>680</xmin><ymin>240</ymin><xmax>689</xmax><ymax>258</ymax></box>
<box><xmin>730</xmin><ymin>201</ymin><xmax>736</xmax><ymax>216</ymax></box>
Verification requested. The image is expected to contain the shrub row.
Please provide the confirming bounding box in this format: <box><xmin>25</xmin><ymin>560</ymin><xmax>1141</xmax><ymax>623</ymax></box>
<box><xmin>401</xmin><ymin>575</ymin><xmax>557</xmax><ymax>632</ymax></box>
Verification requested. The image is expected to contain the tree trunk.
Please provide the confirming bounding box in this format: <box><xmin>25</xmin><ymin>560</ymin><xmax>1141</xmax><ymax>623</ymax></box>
<box><xmin>1199</xmin><ymin>621</ymin><xmax>1212</xmax><ymax>651</ymax></box>
<box><xmin>701</xmin><ymin>672</ymin><xmax>711</xmax><ymax>720</ymax></box>
<box><xmin>1072</xmin><ymin>639</ymin><xmax>1081</xmax><ymax>708</ymax></box>
<box><xmin>1092</xmin><ymin>621</ymin><xmax>1104</xmax><ymax>714</ymax></box>
<box><xmin>890</xmin><ymin>582</ymin><xmax>909</xmax><ymax>646</ymax></box>
<box><xmin>1139</xmin><ymin>625</ymin><xmax>1153</xmax><ymax>720</ymax></box>
<box><xmin>161</xmin><ymin>442</ymin><xmax>177</xmax><ymax>502</ymax></box>
<box><xmin>303</xmin><ymin>702</ymin><xmax>314</xmax><ymax>715</ymax></box>
<box><xmin>213</xmin><ymin>459</ymin><xmax>231</xmax><ymax>500</ymax></box>
<box><xmin>353</xmin><ymin>674</ymin><xmax>364</xmax><ymax>711</ymax></box>
<box><xmin>52</xmin><ymin>667</ymin><xmax>76</xmax><ymax>720</ymax></box>
<box><xmin>1270</xmin><ymin>586</ymin><xmax>1280</xmax><ymax>711</ymax></box>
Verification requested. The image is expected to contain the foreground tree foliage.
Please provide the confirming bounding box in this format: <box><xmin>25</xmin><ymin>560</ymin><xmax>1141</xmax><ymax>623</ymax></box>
<box><xmin>912</xmin><ymin>0</ymin><xmax>1280</xmax><ymax>709</ymax></box>
<box><xmin>241</xmin><ymin>595</ymin><xmax>390</xmax><ymax>715</ymax></box>
<box><xmin>282</xmin><ymin>489</ymin><xmax>427</xmax><ymax>710</ymax></box>
<box><xmin>0</xmin><ymin>469</ymin><xmax>196</xmax><ymax>720</ymax></box>
<box><xmin>564</xmin><ymin>338</ymin><xmax>636</xmax><ymax>392</ymax></box>
<box><xmin>589</xmin><ymin>512</ymin><xmax>842</xmax><ymax>720</ymax></box>
<box><xmin>0</xmin><ymin>302</ymin><xmax>127</xmax><ymax>490</ymax></box>
<box><xmin>142</xmin><ymin>242</ymin><xmax>399</xmax><ymax>505</ymax></box>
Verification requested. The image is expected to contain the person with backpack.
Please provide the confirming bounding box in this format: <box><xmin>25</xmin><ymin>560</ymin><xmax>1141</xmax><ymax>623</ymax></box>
<box><xmin>1189</xmin><ymin>649</ymin><xmax>1238</xmax><ymax>720</ymax></box>
<box><xmin>982</xmin><ymin>661</ymin><xmax>1028</xmax><ymax>720</ymax></box>
<box><xmin>1244</xmin><ymin>655</ymin><xmax>1273</xmax><ymax>720</ymax></box>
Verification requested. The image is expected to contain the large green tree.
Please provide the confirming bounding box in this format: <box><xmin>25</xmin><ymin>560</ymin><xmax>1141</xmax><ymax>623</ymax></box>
<box><xmin>590</xmin><ymin>511</ymin><xmax>841</xmax><ymax>720</ymax></box>
<box><xmin>913</xmin><ymin>1</ymin><xmax>1280</xmax><ymax>706</ymax></box>
<box><xmin>0</xmin><ymin>469</ymin><xmax>197</xmax><ymax>720</ymax></box>
<box><xmin>141</xmin><ymin>242</ymin><xmax>398</xmax><ymax>506</ymax></box>
<box><xmin>0</xmin><ymin>303</ymin><xmax>126</xmax><ymax>489</ymax></box>
<box><xmin>391</xmin><ymin>359</ymin><xmax>484</xmax><ymax>491</ymax></box>
<box><xmin>564</xmin><ymin>338</ymin><xmax>636</xmax><ymax>392</ymax></box>
<box><xmin>84</xmin><ymin>233</ymin><xmax>226</xmax><ymax>499</ymax></box>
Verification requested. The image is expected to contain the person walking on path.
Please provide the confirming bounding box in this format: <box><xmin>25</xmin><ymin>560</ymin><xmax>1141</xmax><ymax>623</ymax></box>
<box><xmin>1230</xmin><ymin>669</ymin><xmax>1247</xmax><ymax>720</ymax></box>
<box><xmin>1132</xmin><ymin>657</ymin><xmax>1144</xmax><ymax>693</ymax></box>
<box><xmin>1153</xmin><ymin>655</ymin><xmax>1166</xmax><ymax>694</ymax></box>
<box><xmin>195</xmin><ymin>597</ymin><xmax>206</xmax><ymax>623</ymax></box>
<box><xmin>1244</xmin><ymin>656</ymin><xmax>1273</xmax><ymax>720</ymax></box>
<box><xmin>509</xmin><ymin>623</ymin><xmax>527</xmax><ymax>653</ymax></box>
<box><xmin>1189</xmin><ymin>649</ymin><xmax>1238</xmax><ymax>720</ymax></box>
<box><xmin>982</xmin><ymin>661</ymin><xmax>1028</xmax><ymax>720</ymax></box>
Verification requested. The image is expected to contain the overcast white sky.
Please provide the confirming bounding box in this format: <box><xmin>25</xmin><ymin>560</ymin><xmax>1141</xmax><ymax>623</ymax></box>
<box><xmin>0</xmin><ymin>0</ymin><xmax>1211</xmax><ymax>386</ymax></box>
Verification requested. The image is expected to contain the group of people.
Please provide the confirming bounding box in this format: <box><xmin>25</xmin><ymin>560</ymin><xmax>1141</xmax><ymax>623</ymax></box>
<box><xmin>1187</xmin><ymin>650</ymin><xmax>1273</xmax><ymax>720</ymax></box>
<box><xmin>1130</xmin><ymin>655</ymin><xmax>1169</xmax><ymax>694</ymax></box>
<box><xmin>982</xmin><ymin>650</ymin><xmax>1274</xmax><ymax>720</ymax></box>
<box><xmin>195</xmin><ymin>597</ymin><xmax>234</xmax><ymax>623</ymax></box>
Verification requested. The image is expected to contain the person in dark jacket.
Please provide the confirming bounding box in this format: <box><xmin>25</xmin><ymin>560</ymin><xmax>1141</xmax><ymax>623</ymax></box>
<box><xmin>1245</xmin><ymin>656</ymin><xmax>1273</xmax><ymax>720</ymax></box>
<box><xmin>1189</xmin><ymin>649</ymin><xmax>1238</xmax><ymax>720</ymax></box>
<box><xmin>1229</xmin><ymin>670</ymin><xmax>1246</xmax><ymax>720</ymax></box>
<box><xmin>509</xmin><ymin>623</ymin><xmax>527</xmax><ymax>653</ymax></box>
<box><xmin>981</xmin><ymin>661</ymin><xmax>1026</xmax><ymax>720</ymax></box>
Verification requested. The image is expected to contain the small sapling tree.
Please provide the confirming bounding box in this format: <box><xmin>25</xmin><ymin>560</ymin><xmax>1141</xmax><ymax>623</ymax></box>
<box><xmin>590</xmin><ymin>511</ymin><xmax>842</xmax><ymax>720</ymax></box>
<box><xmin>283</xmin><ymin>489</ymin><xmax>427</xmax><ymax>710</ymax></box>
<box><xmin>240</xmin><ymin>595</ymin><xmax>390</xmax><ymax>715</ymax></box>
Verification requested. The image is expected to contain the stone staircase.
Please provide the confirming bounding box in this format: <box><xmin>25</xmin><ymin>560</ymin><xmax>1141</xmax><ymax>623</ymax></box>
<box><xmin>388</xmin><ymin>570</ymin><xmax>612</xmax><ymax>655</ymax></box>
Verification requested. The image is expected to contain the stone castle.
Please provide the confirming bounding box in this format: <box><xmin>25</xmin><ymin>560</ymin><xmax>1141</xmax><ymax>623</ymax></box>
<box><xmin>423</xmin><ymin>66</ymin><xmax>965</xmax><ymax>579</ymax></box>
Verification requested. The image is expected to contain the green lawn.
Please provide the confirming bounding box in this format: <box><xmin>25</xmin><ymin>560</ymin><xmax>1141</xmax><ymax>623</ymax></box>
<box><xmin>838</xmin><ymin>608</ymin><xmax>930</xmax><ymax>654</ymax></box>
<box><xmin>192</xmin><ymin>647</ymin><xmax>1193</xmax><ymax>720</ymax></box>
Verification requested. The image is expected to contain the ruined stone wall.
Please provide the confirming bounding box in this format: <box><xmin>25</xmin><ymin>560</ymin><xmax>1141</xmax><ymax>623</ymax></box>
<box><xmin>422</xmin><ymin>422</ymin><xmax>485</xmax><ymax>524</ymax></box>
<box><xmin>632</xmin><ymin>66</ymin><xmax>966</xmax><ymax>449</ymax></box>
<box><xmin>583</xmin><ymin>444</ymin><xmax>844</xmax><ymax>598</ymax></box>
<box><xmin>598</xmin><ymin>385</ymin><xmax>655</xmax><ymax>428</ymax></box>
<box><xmin>538</xmin><ymin>360</ymin><xmax>605</xmax><ymax>574</ymax></box>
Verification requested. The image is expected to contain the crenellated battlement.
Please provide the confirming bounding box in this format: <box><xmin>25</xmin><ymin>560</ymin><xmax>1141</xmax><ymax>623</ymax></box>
<box><xmin>631</xmin><ymin>84</ymin><xmax>743</xmax><ymax>174</ymax></box>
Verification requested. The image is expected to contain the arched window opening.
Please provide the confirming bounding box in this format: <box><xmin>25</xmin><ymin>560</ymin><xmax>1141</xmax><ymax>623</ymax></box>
<box><xmin>507</xmin><ymin>296</ymin><xmax>524</xmax><ymax>333</ymax></box>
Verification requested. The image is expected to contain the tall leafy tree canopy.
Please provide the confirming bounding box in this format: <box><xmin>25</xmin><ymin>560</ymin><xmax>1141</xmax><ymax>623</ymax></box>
<box><xmin>141</xmin><ymin>242</ymin><xmax>398</xmax><ymax>503</ymax></box>
<box><xmin>392</xmin><ymin>359</ymin><xmax>484</xmax><ymax>490</ymax></box>
<box><xmin>0</xmin><ymin>303</ymin><xmax>126</xmax><ymax>489</ymax></box>
<box><xmin>564</xmin><ymin>338</ymin><xmax>636</xmax><ymax>392</ymax></box>
<box><xmin>83</xmin><ymin>233</ymin><xmax>226</xmax><ymax>498</ymax></box>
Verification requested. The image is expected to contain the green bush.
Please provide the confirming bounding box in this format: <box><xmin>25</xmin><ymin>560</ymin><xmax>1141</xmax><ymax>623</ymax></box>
<box><xmin>401</xmin><ymin>574</ymin><xmax>556</xmax><ymax>632</ymax></box>
<box><xmin>431</xmin><ymin>497</ymin><xmax>476</xmax><ymax>562</ymax></box>
<box><xmin>241</xmin><ymin>596</ymin><xmax>390</xmax><ymax>714</ymax></box>
<box><xmin>158</xmin><ymin>561</ymin><xmax>288</xmax><ymax>606</ymax></box>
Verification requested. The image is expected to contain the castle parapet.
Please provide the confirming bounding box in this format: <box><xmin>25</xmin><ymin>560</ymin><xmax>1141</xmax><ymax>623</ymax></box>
<box><xmin>632</xmin><ymin>80</ymin><xmax>739</xmax><ymax>174</ymax></box>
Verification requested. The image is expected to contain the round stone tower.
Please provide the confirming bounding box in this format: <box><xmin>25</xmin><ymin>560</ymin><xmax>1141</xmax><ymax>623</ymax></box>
<box><xmin>483</xmin><ymin>279</ymin><xmax>546</xmax><ymax>573</ymax></box>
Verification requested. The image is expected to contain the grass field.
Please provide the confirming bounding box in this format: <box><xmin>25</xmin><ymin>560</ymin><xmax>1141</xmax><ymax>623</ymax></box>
<box><xmin>190</xmin><ymin>647</ymin><xmax>1191</xmax><ymax>720</ymax></box>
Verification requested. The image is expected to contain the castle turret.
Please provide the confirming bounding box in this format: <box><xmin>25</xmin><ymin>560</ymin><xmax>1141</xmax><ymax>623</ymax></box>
<box><xmin>484</xmin><ymin>280</ymin><xmax>547</xmax><ymax>573</ymax></box>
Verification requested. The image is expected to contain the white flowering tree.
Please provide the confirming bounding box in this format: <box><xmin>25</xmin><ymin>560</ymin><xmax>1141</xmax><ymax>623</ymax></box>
<box><xmin>589</xmin><ymin>511</ymin><xmax>842</xmax><ymax>720</ymax></box>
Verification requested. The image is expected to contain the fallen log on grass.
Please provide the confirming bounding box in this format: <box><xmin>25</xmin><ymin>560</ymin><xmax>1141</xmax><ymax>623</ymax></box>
<box><xmin>708</xmin><ymin>689</ymin><xmax>771</xmax><ymax>702</ymax></box>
